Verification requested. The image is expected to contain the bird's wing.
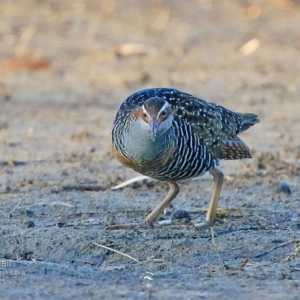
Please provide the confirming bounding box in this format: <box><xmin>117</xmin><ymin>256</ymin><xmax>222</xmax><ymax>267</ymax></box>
<box><xmin>164</xmin><ymin>91</ymin><xmax>256</xmax><ymax>159</ymax></box>
<box><xmin>123</xmin><ymin>88</ymin><xmax>259</xmax><ymax>160</ymax></box>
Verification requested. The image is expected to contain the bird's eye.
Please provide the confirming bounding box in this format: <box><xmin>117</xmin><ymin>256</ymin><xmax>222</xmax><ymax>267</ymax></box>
<box><xmin>161</xmin><ymin>110</ymin><xmax>167</xmax><ymax>117</ymax></box>
<box><xmin>143</xmin><ymin>112</ymin><xmax>147</xmax><ymax>118</ymax></box>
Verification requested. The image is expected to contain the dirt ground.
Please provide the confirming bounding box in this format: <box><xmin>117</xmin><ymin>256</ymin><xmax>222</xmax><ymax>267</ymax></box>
<box><xmin>0</xmin><ymin>0</ymin><xmax>300</xmax><ymax>299</ymax></box>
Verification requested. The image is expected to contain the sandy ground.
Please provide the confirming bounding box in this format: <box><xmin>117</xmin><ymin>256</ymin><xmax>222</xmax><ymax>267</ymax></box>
<box><xmin>0</xmin><ymin>0</ymin><xmax>300</xmax><ymax>299</ymax></box>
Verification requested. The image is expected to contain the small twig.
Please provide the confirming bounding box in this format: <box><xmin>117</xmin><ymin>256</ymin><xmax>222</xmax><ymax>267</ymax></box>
<box><xmin>211</xmin><ymin>227</ymin><xmax>250</xmax><ymax>271</ymax></box>
<box><xmin>111</xmin><ymin>174</ymin><xmax>211</xmax><ymax>191</ymax></box>
<box><xmin>9</xmin><ymin>199</ymin><xmax>24</xmax><ymax>217</ymax></box>
<box><xmin>252</xmin><ymin>213</ymin><xmax>272</xmax><ymax>224</ymax></box>
<box><xmin>116</xmin><ymin>244</ymin><xmax>150</xmax><ymax>263</ymax></box>
<box><xmin>144</xmin><ymin>258</ymin><xmax>165</xmax><ymax>263</ymax></box>
<box><xmin>253</xmin><ymin>241</ymin><xmax>299</xmax><ymax>259</ymax></box>
<box><xmin>211</xmin><ymin>227</ymin><xmax>229</xmax><ymax>270</ymax></box>
<box><xmin>91</xmin><ymin>242</ymin><xmax>141</xmax><ymax>264</ymax></box>
<box><xmin>239</xmin><ymin>259</ymin><xmax>249</xmax><ymax>271</ymax></box>
<box><xmin>284</xmin><ymin>244</ymin><xmax>300</xmax><ymax>262</ymax></box>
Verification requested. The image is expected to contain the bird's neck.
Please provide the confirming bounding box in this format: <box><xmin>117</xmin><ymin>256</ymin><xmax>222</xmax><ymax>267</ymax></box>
<box><xmin>123</xmin><ymin>120</ymin><xmax>170</xmax><ymax>164</ymax></box>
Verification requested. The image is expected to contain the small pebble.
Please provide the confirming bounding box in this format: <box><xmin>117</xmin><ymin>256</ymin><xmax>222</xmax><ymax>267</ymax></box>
<box><xmin>26</xmin><ymin>210</ymin><xmax>34</xmax><ymax>217</ymax></box>
<box><xmin>257</xmin><ymin>162</ymin><xmax>266</xmax><ymax>169</ymax></box>
<box><xmin>158</xmin><ymin>219</ymin><xmax>172</xmax><ymax>225</ymax></box>
<box><xmin>290</xmin><ymin>213</ymin><xmax>298</xmax><ymax>222</ymax></box>
<box><xmin>172</xmin><ymin>210</ymin><xmax>192</xmax><ymax>222</ymax></box>
<box><xmin>51</xmin><ymin>187</ymin><xmax>60</xmax><ymax>193</ymax></box>
<box><xmin>57</xmin><ymin>220</ymin><xmax>66</xmax><ymax>227</ymax></box>
<box><xmin>25</xmin><ymin>220</ymin><xmax>35</xmax><ymax>228</ymax></box>
<box><xmin>276</xmin><ymin>181</ymin><xmax>291</xmax><ymax>195</ymax></box>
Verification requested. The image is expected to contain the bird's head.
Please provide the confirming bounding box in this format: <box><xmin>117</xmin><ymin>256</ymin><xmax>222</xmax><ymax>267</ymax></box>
<box><xmin>134</xmin><ymin>97</ymin><xmax>174</xmax><ymax>141</ymax></box>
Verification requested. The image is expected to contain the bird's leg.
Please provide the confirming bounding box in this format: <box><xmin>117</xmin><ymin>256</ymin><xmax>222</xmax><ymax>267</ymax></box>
<box><xmin>194</xmin><ymin>168</ymin><xmax>224</xmax><ymax>229</ymax></box>
<box><xmin>106</xmin><ymin>182</ymin><xmax>179</xmax><ymax>230</ymax></box>
<box><xmin>145</xmin><ymin>182</ymin><xmax>179</xmax><ymax>225</ymax></box>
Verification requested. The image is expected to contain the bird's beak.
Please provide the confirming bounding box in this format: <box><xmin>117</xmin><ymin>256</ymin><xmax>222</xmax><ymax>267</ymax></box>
<box><xmin>149</xmin><ymin>117</ymin><xmax>160</xmax><ymax>141</ymax></box>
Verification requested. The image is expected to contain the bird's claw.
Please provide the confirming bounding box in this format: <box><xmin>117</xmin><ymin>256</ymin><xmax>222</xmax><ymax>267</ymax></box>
<box><xmin>193</xmin><ymin>217</ymin><xmax>224</xmax><ymax>230</ymax></box>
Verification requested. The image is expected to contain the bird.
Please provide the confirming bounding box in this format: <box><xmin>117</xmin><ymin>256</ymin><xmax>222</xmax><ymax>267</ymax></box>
<box><xmin>110</xmin><ymin>88</ymin><xmax>259</xmax><ymax>229</ymax></box>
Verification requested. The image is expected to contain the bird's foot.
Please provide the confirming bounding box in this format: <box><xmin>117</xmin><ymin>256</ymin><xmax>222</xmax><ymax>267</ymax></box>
<box><xmin>106</xmin><ymin>213</ymin><xmax>191</xmax><ymax>230</ymax></box>
<box><xmin>193</xmin><ymin>217</ymin><xmax>224</xmax><ymax>230</ymax></box>
<box><xmin>106</xmin><ymin>209</ymin><xmax>195</xmax><ymax>230</ymax></box>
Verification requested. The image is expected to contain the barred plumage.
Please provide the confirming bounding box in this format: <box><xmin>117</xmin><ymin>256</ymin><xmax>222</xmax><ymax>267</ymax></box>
<box><xmin>110</xmin><ymin>88</ymin><xmax>259</xmax><ymax>229</ymax></box>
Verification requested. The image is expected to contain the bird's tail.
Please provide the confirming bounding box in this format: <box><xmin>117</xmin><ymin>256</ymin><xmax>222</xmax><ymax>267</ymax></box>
<box><xmin>240</xmin><ymin>113</ymin><xmax>260</xmax><ymax>132</ymax></box>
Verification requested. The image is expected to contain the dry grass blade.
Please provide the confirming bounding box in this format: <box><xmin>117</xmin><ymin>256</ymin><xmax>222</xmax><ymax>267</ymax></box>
<box><xmin>111</xmin><ymin>175</ymin><xmax>150</xmax><ymax>190</ymax></box>
<box><xmin>9</xmin><ymin>199</ymin><xmax>24</xmax><ymax>218</ymax></box>
<box><xmin>284</xmin><ymin>244</ymin><xmax>300</xmax><ymax>261</ymax></box>
<box><xmin>253</xmin><ymin>240</ymin><xmax>299</xmax><ymax>259</ymax></box>
<box><xmin>91</xmin><ymin>242</ymin><xmax>141</xmax><ymax>264</ymax></box>
<box><xmin>211</xmin><ymin>227</ymin><xmax>229</xmax><ymax>270</ymax></box>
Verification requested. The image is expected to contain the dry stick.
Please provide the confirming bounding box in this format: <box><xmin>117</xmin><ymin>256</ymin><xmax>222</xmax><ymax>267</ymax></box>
<box><xmin>253</xmin><ymin>240</ymin><xmax>300</xmax><ymax>259</ymax></box>
<box><xmin>91</xmin><ymin>242</ymin><xmax>141</xmax><ymax>264</ymax></box>
<box><xmin>111</xmin><ymin>175</ymin><xmax>150</xmax><ymax>190</ymax></box>
<box><xmin>111</xmin><ymin>174</ymin><xmax>211</xmax><ymax>191</ymax></box>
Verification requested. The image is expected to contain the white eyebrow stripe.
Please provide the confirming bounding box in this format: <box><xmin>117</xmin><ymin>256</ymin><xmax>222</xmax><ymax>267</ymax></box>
<box><xmin>157</xmin><ymin>101</ymin><xmax>169</xmax><ymax>118</ymax></box>
<box><xmin>141</xmin><ymin>104</ymin><xmax>151</xmax><ymax>119</ymax></box>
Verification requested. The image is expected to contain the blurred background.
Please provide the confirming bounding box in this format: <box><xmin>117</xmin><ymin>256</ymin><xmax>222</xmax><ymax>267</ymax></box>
<box><xmin>0</xmin><ymin>0</ymin><xmax>299</xmax><ymax>174</ymax></box>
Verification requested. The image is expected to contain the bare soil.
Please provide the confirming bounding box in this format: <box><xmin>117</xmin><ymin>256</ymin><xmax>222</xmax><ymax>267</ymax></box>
<box><xmin>0</xmin><ymin>1</ymin><xmax>300</xmax><ymax>299</ymax></box>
